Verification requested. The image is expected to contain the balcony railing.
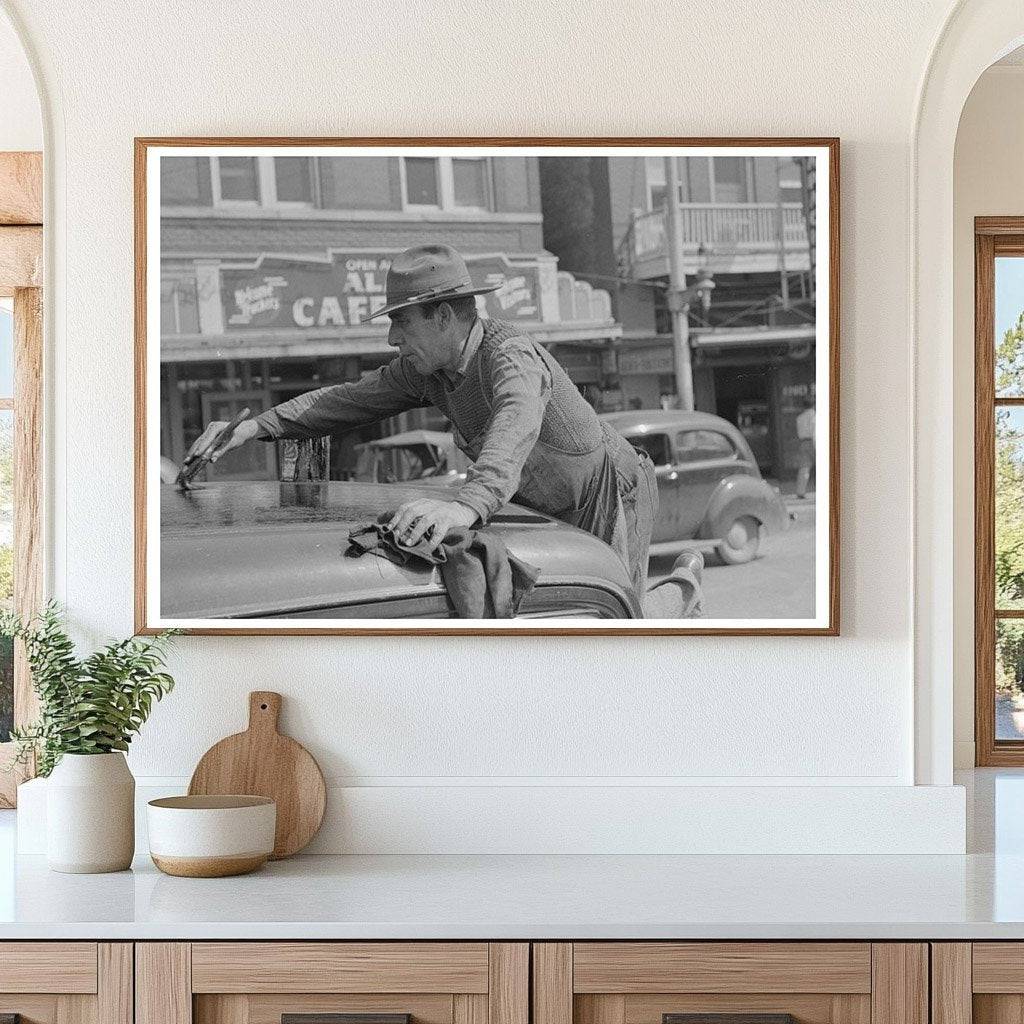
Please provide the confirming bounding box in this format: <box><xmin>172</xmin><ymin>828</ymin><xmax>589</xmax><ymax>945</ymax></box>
<box><xmin>632</xmin><ymin>203</ymin><xmax>809</xmax><ymax>261</ymax></box>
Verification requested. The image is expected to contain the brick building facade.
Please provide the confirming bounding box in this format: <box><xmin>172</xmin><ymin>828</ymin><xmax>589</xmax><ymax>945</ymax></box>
<box><xmin>159</xmin><ymin>152</ymin><xmax>618</xmax><ymax>481</ymax></box>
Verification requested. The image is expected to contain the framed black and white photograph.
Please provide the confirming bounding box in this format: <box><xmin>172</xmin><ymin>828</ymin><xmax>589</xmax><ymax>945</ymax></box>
<box><xmin>135</xmin><ymin>138</ymin><xmax>838</xmax><ymax>635</ymax></box>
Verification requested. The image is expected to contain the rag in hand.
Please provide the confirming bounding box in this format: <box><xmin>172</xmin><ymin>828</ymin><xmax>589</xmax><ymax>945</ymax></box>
<box><xmin>346</xmin><ymin>521</ymin><xmax>540</xmax><ymax>619</ymax></box>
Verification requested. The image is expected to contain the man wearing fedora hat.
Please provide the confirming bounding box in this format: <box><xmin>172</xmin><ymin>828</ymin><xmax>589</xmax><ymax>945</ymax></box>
<box><xmin>183</xmin><ymin>243</ymin><xmax>661</xmax><ymax>601</ymax></box>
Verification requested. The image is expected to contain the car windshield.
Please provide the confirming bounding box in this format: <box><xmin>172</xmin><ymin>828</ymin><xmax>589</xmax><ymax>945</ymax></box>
<box><xmin>376</xmin><ymin>444</ymin><xmax>441</xmax><ymax>482</ymax></box>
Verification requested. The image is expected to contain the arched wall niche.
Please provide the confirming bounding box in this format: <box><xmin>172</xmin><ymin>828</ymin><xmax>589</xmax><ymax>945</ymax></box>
<box><xmin>914</xmin><ymin>0</ymin><xmax>1024</xmax><ymax>784</ymax></box>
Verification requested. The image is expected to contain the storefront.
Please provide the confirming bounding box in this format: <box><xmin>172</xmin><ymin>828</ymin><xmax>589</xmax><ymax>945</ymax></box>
<box><xmin>160</xmin><ymin>249</ymin><xmax>621</xmax><ymax>480</ymax></box>
<box><xmin>615</xmin><ymin>324</ymin><xmax>815</xmax><ymax>479</ymax></box>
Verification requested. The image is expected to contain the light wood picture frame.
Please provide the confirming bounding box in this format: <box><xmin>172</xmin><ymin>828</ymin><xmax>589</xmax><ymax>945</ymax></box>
<box><xmin>135</xmin><ymin>137</ymin><xmax>840</xmax><ymax>636</ymax></box>
<box><xmin>0</xmin><ymin>150</ymin><xmax>43</xmax><ymax>806</ymax></box>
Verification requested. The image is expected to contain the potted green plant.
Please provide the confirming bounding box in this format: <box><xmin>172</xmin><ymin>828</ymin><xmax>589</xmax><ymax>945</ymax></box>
<box><xmin>2</xmin><ymin>603</ymin><xmax>177</xmax><ymax>873</ymax></box>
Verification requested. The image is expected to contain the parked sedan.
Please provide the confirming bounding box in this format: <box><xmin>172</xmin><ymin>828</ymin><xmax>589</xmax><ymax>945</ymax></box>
<box><xmin>601</xmin><ymin>409</ymin><xmax>788</xmax><ymax>564</ymax></box>
<box><xmin>160</xmin><ymin>480</ymin><xmax>643</xmax><ymax>620</ymax></box>
<box><xmin>353</xmin><ymin>430</ymin><xmax>470</xmax><ymax>484</ymax></box>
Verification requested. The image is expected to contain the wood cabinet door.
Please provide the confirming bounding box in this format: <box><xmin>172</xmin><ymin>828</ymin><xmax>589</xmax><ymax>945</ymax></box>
<box><xmin>935</xmin><ymin>942</ymin><xmax>1024</xmax><ymax>1024</ymax></box>
<box><xmin>534</xmin><ymin>943</ymin><xmax>927</xmax><ymax>1024</ymax></box>
<box><xmin>137</xmin><ymin>943</ymin><xmax>528</xmax><ymax>1024</ymax></box>
<box><xmin>0</xmin><ymin>942</ymin><xmax>132</xmax><ymax>1024</ymax></box>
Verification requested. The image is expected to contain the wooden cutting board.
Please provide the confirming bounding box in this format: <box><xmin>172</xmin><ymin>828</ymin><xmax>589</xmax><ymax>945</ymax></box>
<box><xmin>188</xmin><ymin>691</ymin><xmax>326</xmax><ymax>859</ymax></box>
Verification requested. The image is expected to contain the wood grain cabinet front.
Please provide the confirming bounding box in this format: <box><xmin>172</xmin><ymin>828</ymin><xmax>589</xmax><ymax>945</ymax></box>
<box><xmin>931</xmin><ymin>943</ymin><xmax>1024</xmax><ymax>1024</ymax></box>
<box><xmin>0</xmin><ymin>942</ymin><xmax>132</xmax><ymax>1024</ymax></box>
<box><xmin>136</xmin><ymin>943</ymin><xmax>529</xmax><ymax>1024</ymax></box>
<box><xmin>533</xmin><ymin>944</ymin><xmax>929</xmax><ymax>1024</ymax></box>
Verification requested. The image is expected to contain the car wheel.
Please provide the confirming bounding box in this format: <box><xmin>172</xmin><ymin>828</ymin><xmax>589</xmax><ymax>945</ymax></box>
<box><xmin>717</xmin><ymin>515</ymin><xmax>763</xmax><ymax>565</ymax></box>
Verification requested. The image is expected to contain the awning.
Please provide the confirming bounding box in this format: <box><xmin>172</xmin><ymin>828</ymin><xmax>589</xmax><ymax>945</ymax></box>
<box><xmin>690</xmin><ymin>324</ymin><xmax>816</xmax><ymax>349</ymax></box>
<box><xmin>160</xmin><ymin>321</ymin><xmax>621</xmax><ymax>363</ymax></box>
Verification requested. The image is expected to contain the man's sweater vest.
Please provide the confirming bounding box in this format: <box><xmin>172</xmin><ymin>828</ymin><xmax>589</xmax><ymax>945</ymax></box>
<box><xmin>420</xmin><ymin>318</ymin><xmax>607</xmax><ymax>461</ymax></box>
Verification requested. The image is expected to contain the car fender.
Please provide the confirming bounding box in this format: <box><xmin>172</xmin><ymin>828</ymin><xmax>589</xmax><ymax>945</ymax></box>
<box><xmin>698</xmin><ymin>475</ymin><xmax>789</xmax><ymax>539</ymax></box>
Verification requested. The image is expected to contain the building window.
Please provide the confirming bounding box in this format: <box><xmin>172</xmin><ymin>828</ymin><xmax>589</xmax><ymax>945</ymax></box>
<box><xmin>712</xmin><ymin>157</ymin><xmax>749</xmax><ymax>203</ymax></box>
<box><xmin>777</xmin><ymin>157</ymin><xmax>804</xmax><ymax>204</ymax></box>
<box><xmin>319</xmin><ymin>157</ymin><xmax>402</xmax><ymax>211</ymax></box>
<box><xmin>161</xmin><ymin>157</ymin><xmax>212</xmax><ymax>206</ymax></box>
<box><xmin>401</xmin><ymin>156</ymin><xmax>493</xmax><ymax>211</ymax></box>
<box><xmin>216</xmin><ymin>156</ymin><xmax>260</xmax><ymax>203</ymax></box>
<box><xmin>684</xmin><ymin>158</ymin><xmax>712</xmax><ymax>203</ymax></box>
<box><xmin>648</xmin><ymin>156</ymin><xmax>758</xmax><ymax>207</ymax></box>
<box><xmin>976</xmin><ymin>221</ymin><xmax>1024</xmax><ymax>764</ymax></box>
<box><xmin>646</xmin><ymin>156</ymin><xmax>668</xmax><ymax>210</ymax></box>
<box><xmin>452</xmin><ymin>157</ymin><xmax>490</xmax><ymax>209</ymax></box>
<box><xmin>160</xmin><ymin>277</ymin><xmax>200</xmax><ymax>335</ymax></box>
<box><xmin>404</xmin><ymin>157</ymin><xmax>440</xmax><ymax>206</ymax></box>
<box><xmin>273</xmin><ymin>156</ymin><xmax>315</xmax><ymax>204</ymax></box>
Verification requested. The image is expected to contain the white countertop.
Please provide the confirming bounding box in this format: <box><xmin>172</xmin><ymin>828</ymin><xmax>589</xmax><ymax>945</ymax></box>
<box><xmin>0</xmin><ymin>769</ymin><xmax>1021</xmax><ymax>941</ymax></box>
<box><xmin>1</xmin><ymin>848</ymin><xmax>1023</xmax><ymax>940</ymax></box>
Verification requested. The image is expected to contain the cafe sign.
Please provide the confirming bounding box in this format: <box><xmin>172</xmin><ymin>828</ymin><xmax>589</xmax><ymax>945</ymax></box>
<box><xmin>221</xmin><ymin>251</ymin><xmax>540</xmax><ymax>331</ymax></box>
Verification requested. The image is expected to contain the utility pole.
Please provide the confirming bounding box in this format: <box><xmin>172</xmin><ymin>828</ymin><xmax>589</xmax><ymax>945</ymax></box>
<box><xmin>664</xmin><ymin>155</ymin><xmax>695</xmax><ymax>411</ymax></box>
<box><xmin>800</xmin><ymin>155</ymin><xmax>816</xmax><ymax>299</ymax></box>
<box><xmin>775</xmin><ymin>157</ymin><xmax>790</xmax><ymax>309</ymax></box>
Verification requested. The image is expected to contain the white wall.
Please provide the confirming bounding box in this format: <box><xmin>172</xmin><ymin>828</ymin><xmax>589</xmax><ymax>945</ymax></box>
<box><xmin>0</xmin><ymin>0</ymin><xmax>975</xmax><ymax>852</ymax></box>
<box><xmin>952</xmin><ymin>64</ymin><xmax>1024</xmax><ymax>767</ymax></box>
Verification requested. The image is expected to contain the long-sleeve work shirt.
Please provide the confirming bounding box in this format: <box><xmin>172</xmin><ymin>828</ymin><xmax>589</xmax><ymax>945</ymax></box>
<box><xmin>255</xmin><ymin>318</ymin><xmax>638</xmax><ymax>529</ymax></box>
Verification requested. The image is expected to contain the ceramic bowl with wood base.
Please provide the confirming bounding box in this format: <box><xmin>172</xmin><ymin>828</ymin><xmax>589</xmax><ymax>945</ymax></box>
<box><xmin>147</xmin><ymin>795</ymin><xmax>276</xmax><ymax>877</ymax></box>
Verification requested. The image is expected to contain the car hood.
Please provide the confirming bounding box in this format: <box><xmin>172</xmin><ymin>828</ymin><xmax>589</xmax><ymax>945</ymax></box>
<box><xmin>159</xmin><ymin>480</ymin><xmax>636</xmax><ymax>619</ymax></box>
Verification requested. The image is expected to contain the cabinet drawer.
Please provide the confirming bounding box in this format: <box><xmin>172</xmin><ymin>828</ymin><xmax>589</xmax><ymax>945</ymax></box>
<box><xmin>0</xmin><ymin>942</ymin><xmax>130</xmax><ymax>1024</ymax></box>
<box><xmin>973</xmin><ymin>943</ymin><xmax>1024</xmax><ymax>992</ymax></box>
<box><xmin>572</xmin><ymin>943</ymin><xmax>872</xmax><ymax>994</ymax></box>
<box><xmin>535</xmin><ymin>943</ymin><xmax>925</xmax><ymax>1024</ymax></box>
<box><xmin>0</xmin><ymin>942</ymin><xmax>98</xmax><ymax>993</ymax></box>
<box><xmin>139</xmin><ymin>942</ymin><xmax>528</xmax><ymax>1024</ymax></box>
<box><xmin>191</xmin><ymin>943</ymin><xmax>490</xmax><ymax>993</ymax></box>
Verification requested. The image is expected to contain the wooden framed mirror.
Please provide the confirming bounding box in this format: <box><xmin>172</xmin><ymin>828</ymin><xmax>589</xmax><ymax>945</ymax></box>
<box><xmin>0</xmin><ymin>151</ymin><xmax>43</xmax><ymax>807</ymax></box>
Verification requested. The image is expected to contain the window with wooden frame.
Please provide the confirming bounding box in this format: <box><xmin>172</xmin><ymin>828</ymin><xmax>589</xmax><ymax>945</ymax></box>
<box><xmin>976</xmin><ymin>218</ymin><xmax>1024</xmax><ymax>764</ymax></box>
<box><xmin>0</xmin><ymin>151</ymin><xmax>43</xmax><ymax>806</ymax></box>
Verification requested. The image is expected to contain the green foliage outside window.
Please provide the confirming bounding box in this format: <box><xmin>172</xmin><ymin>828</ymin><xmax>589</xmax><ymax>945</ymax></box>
<box><xmin>995</xmin><ymin>315</ymin><xmax>1024</xmax><ymax>695</ymax></box>
<box><xmin>0</xmin><ymin>547</ymin><xmax>12</xmax><ymax>606</ymax></box>
<box><xmin>0</xmin><ymin>418</ymin><xmax>11</xmax><ymax>495</ymax></box>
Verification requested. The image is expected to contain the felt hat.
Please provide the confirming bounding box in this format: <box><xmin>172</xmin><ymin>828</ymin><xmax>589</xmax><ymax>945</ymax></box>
<box><xmin>361</xmin><ymin>244</ymin><xmax>499</xmax><ymax>322</ymax></box>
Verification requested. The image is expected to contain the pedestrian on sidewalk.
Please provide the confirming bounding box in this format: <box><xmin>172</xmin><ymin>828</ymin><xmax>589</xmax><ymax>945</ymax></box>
<box><xmin>795</xmin><ymin>396</ymin><xmax>816</xmax><ymax>499</ymax></box>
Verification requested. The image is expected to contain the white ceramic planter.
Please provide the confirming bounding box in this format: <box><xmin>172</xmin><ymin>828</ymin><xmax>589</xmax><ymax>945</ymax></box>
<box><xmin>46</xmin><ymin>752</ymin><xmax>135</xmax><ymax>873</ymax></box>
